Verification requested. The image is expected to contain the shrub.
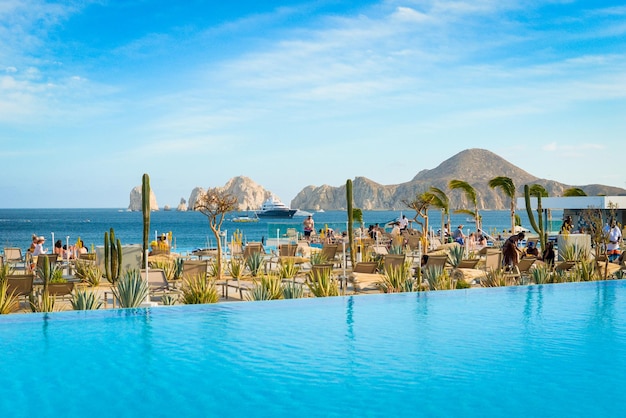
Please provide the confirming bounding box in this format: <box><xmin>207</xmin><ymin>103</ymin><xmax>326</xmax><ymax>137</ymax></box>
<box><xmin>307</xmin><ymin>268</ymin><xmax>339</xmax><ymax>297</ymax></box>
<box><xmin>0</xmin><ymin>281</ymin><xmax>18</xmax><ymax>314</ymax></box>
<box><xmin>71</xmin><ymin>287</ymin><xmax>102</xmax><ymax>310</ymax></box>
<box><xmin>282</xmin><ymin>280</ymin><xmax>305</xmax><ymax>299</ymax></box>
<box><xmin>181</xmin><ymin>274</ymin><xmax>218</xmax><ymax>304</ymax></box>
<box><xmin>378</xmin><ymin>264</ymin><xmax>415</xmax><ymax>293</ymax></box>
<box><xmin>278</xmin><ymin>258</ymin><xmax>300</xmax><ymax>279</ymax></box>
<box><xmin>245</xmin><ymin>252</ymin><xmax>264</xmax><ymax>277</ymax></box>
<box><xmin>246</xmin><ymin>274</ymin><xmax>283</xmax><ymax>301</ymax></box>
<box><xmin>228</xmin><ymin>257</ymin><xmax>245</xmax><ymax>279</ymax></box>
<box><xmin>112</xmin><ymin>269</ymin><xmax>150</xmax><ymax>308</ymax></box>
<box><xmin>423</xmin><ymin>266</ymin><xmax>453</xmax><ymax>290</ymax></box>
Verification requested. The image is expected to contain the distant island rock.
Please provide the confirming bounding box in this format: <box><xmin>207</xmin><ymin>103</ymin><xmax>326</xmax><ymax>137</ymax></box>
<box><xmin>153</xmin><ymin>149</ymin><xmax>626</xmax><ymax>211</ymax></box>
<box><xmin>128</xmin><ymin>186</ymin><xmax>159</xmax><ymax>211</ymax></box>
<box><xmin>176</xmin><ymin>198</ymin><xmax>188</xmax><ymax>212</ymax></box>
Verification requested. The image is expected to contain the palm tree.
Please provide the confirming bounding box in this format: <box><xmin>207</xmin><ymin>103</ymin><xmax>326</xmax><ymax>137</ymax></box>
<box><xmin>488</xmin><ymin>176</ymin><xmax>516</xmax><ymax>235</ymax></box>
<box><xmin>562</xmin><ymin>187</ymin><xmax>587</xmax><ymax>197</ymax></box>
<box><xmin>448</xmin><ymin>179</ymin><xmax>480</xmax><ymax>230</ymax></box>
<box><xmin>423</xmin><ymin>186</ymin><xmax>450</xmax><ymax>241</ymax></box>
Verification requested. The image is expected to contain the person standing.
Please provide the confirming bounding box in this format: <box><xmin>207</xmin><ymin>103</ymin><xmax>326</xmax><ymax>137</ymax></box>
<box><xmin>303</xmin><ymin>215</ymin><xmax>314</xmax><ymax>241</ymax></box>
<box><xmin>399</xmin><ymin>215</ymin><xmax>409</xmax><ymax>232</ymax></box>
<box><xmin>604</xmin><ymin>219</ymin><xmax>622</xmax><ymax>262</ymax></box>
<box><xmin>502</xmin><ymin>232</ymin><xmax>525</xmax><ymax>269</ymax></box>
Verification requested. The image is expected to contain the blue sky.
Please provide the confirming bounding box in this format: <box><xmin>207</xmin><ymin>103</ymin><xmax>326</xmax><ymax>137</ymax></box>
<box><xmin>1</xmin><ymin>0</ymin><xmax>625</xmax><ymax>208</ymax></box>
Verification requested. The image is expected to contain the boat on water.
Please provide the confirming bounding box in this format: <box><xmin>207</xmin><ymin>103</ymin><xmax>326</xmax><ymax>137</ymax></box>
<box><xmin>255</xmin><ymin>196</ymin><xmax>298</xmax><ymax>219</ymax></box>
<box><xmin>232</xmin><ymin>213</ymin><xmax>259</xmax><ymax>223</ymax></box>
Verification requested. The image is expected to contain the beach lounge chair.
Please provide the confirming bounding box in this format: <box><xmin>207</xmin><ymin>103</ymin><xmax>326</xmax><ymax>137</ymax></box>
<box><xmin>140</xmin><ymin>269</ymin><xmax>179</xmax><ymax>300</ymax></box>
<box><xmin>35</xmin><ymin>254</ymin><xmax>59</xmax><ymax>272</ymax></box>
<box><xmin>503</xmin><ymin>257</ymin><xmax>536</xmax><ymax>284</ymax></box>
<box><xmin>457</xmin><ymin>259</ymin><xmax>480</xmax><ymax>269</ymax></box>
<box><xmin>6</xmin><ymin>274</ymin><xmax>34</xmax><ymax>304</ymax></box>
<box><xmin>279</xmin><ymin>244</ymin><xmax>298</xmax><ymax>257</ymax></box>
<box><xmin>554</xmin><ymin>261</ymin><xmax>576</xmax><ymax>273</ymax></box>
<box><xmin>4</xmin><ymin>248</ymin><xmax>25</xmax><ymax>269</ymax></box>
<box><xmin>482</xmin><ymin>249</ymin><xmax>502</xmax><ymax>272</ymax></box>
<box><xmin>320</xmin><ymin>244</ymin><xmax>339</xmax><ymax>266</ymax></box>
<box><xmin>181</xmin><ymin>260</ymin><xmax>209</xmax><ymax>281</ymax></box>
<box><xmin>349</xmin><ymin>262</ymin><xmax>381</xmax><ymax>293</ymax></box>
<box><xmin>243</xmin><ymin>242</ymin><xmax>265</xmax><ymax>259</ymax></box>
<box><xmin>383</xmin><ymin>254</ymin><xmax>406</xmax><ymax>273</ymax></box>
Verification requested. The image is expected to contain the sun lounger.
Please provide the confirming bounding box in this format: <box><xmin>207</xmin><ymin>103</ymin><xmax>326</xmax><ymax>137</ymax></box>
<box><xmin>6</xmin><ymin>274</ymin><xmax>34</xmax><ymax>304</ymax></box>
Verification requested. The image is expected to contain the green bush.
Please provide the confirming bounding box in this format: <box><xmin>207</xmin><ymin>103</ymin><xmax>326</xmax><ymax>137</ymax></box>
<box><xmin>112</xmin><ymin>269</ymin><xmax>149</xmax><ymax>308</ymax></box>
<box><xmin>181</xmin><ymin>273</ymin><xmax>218</xmax><ymax>304</ymax></box>
<box><xmin>71</xmin><ymin>287</ymin><xmax>102</xmax><ymax>310</ymax></box>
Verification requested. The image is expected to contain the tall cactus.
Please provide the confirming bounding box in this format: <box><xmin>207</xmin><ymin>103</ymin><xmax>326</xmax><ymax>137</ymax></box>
<box><xmin>346</xmin><ymin>179</ymin><xmax>355</xmax><ymax>264</ymax></box>
<box><xmin>142</xmin><ymin>173</ymin><xmax>151</xmax><ymax>266</ymax></box>
<box><xmin>524</xmin><ymin>184</ymin><xmax>547</xmax><ymax>252</ymax></box>
<box><xmin>104</xmin><ymin>227</ymin><xmax>123</xmax><ymax>284</ymax></box>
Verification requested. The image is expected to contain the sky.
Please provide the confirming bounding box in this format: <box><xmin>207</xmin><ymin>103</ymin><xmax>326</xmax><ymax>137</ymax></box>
<box><xmin>1</xmin><ymin>0</ymin><xmax>625</xmax><ymax>209</ymax></box>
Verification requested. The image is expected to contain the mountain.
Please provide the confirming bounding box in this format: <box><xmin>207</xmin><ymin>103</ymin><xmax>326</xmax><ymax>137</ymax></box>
<box><xmin>187</xmin><ymin>176</ymin><xmax>274</xmax><ymax>211</ymax></box>
<box><xmin>290</xmin><ymin>148</ymin><xmax>626</xmax><ymax>211</ymax></box>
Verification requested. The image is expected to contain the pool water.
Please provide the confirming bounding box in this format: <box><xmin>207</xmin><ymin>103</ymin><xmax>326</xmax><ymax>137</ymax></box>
<box><xmin>1</xmin><ymin>281</ymin><xmax>626</xmax><ymax>417</ymax></box>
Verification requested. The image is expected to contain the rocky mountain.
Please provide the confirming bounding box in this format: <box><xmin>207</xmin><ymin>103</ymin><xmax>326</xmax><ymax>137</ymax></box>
<box><xmin>290</xmin><ymin>148</ymin><xmax>626</xmax><ymax>211</ymax></box>
<box><xmin>128</xmin><ymin>186</ymin><xmax>159</xmax><ymax>211</ymax></box>
<box><xmin>187</xmin><ymin>176</ymin><xmax>273</xmax><ymax>211</ymax></box>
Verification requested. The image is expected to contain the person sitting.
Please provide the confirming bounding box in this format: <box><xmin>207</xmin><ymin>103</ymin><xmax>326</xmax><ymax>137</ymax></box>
<box><xmin>560</xmin><ymin>215</ymin><xmax>574</xmax><ymax>234</ymax></box>
<box><xmin>54</xmin><ymin>240</ymin><xmax>64</xmax><ymax>256</ymax></box>
<box><xmin>453</xmin><ymin>225</ymin><xmax>465</xmax><ymax>245</ymax></box>
<box><xmin>32</xmin><ymin>236</ymin><xmax>48</xmax><ymax>256</ymax></box>
<box><xmin>541</xmin><ymin>241</ymin><xmax>555</xmax><ymax>268</ymax></box>
<box><xmin>525</xmin><ymin>241</ymin><xmax>539</xmax><ymax>258</ymax></box>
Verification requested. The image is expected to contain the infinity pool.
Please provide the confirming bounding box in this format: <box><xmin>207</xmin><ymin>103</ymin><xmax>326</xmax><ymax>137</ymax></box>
<box><xmin>2</xmin><ymin>281</ymin><xmax>626</xmax><ymax>417</ymax></box>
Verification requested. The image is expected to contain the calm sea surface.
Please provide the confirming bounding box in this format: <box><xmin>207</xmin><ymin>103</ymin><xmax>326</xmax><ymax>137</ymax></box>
<box><xmin>0</xmin><ymin>208</ymin><xmax>560</xmax><ymax>254</ymax></box>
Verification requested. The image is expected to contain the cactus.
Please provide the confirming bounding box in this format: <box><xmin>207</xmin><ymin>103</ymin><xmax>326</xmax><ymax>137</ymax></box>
<box><xmin>524</xmin><ymin>184</ymin><xmax>547</xmax><ymax>252</ymax></box>
<box><xmin>142</xmin><ymin>173</ymin><xmax>151</xmax><ymax>266</ymax></box>
<box><xmin>346</xmin><ymin>179</ymin><xmax>355</xmax><ymax>263</ymax></box>
<box><xmin>104</xmin><ymin>227</ymin><xmax>123</xmax><ymax>284</ymax></box>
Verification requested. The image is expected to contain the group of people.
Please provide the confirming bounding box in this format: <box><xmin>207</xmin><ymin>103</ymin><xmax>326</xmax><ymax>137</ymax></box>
<box><xmin>28</xmin><ymin>234</ymin><xmax>88</xmax><ymax>259</ymax></box>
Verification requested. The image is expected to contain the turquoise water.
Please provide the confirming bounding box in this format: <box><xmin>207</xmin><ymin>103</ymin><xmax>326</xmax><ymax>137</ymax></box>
<box><xmin>1</xmin><ymin>281</ymin><xmax>625</xmax><ymax>417</ymax></box>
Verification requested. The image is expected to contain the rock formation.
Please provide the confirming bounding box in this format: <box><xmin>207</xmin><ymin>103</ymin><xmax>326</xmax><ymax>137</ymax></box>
<box><xmin>128</xmin><ymin>186</ymin><xmax>159</xmax><ymax>211</ymax></box>
<box><xmin>176</xmin><ymin>198</ymin><xmax>188</xmax><ymax>211</ymax></box>
<box><xmin>290</xmin><ymin>148</ymin><xmax>626</xmax><ymax>211</ymax></box>
<box><xmin>187</xmin><ymin>176</ymin><xmax>272</xmax><ymax>211</ymax></box>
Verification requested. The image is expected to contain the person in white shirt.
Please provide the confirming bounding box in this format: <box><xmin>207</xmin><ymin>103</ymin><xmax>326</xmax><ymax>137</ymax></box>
<box><xmin>33</xmin><ymin>236</ymin><xmax>48</xmax><ymax>256</ymax></box>
<box><xmin>604</xmin><ymin>219</ymin><xmax>622</xmax><ymax>262</ymax></box>
<box><xmin>399</xmin><ymin>215</ymin><xmax>409</xmax><ymax>232</ymax></box>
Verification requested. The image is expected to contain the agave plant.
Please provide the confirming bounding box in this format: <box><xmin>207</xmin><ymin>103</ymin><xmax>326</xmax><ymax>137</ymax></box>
<box><xmin>70</xmin><ymin>287</ymin><xmax>103</xmax><ymax>310</ymax></box>
<box><xmin>423</xmin><ymin>266</ymin><xmax>453</xmax><ymax>290</ymax></box>
<box><xmin>573</xmin><ymin>260</ymin><xmax>597</xmax><ymax>282</ymax></box>
<box><xmin>74</xmin><ymin>260</ymin><xmax>103</xmax><ymax>286</ymax></box>
<box><xmin>245</xmin><ymin>252</ymin><xmax>265</xmax><ymax>277</ymax></box>
<box><xmin>388</xmin><ymin>245</ymin><xmax>405</xmax><ymax>255</ymax></box>
<box><xmin>531</xmin><ymin>265</ymin><xmax>551</xmax><ymax>285</ymax></box>
<box><xmin>307</xmin><ymin>268</ymin><xmax>339</xmax><ymax>297</ymax></box>
<box><xmin>482</xmin><ymin>269</ymin><xmax>507</xmax><ymax>288</ymax></box>
<box><xmin>0</xmin><ymin>281</ymin><xmax>19</xmax><ymax>314</ymax></box>
<box><xmin>278</xmin><ymin>258</ymin><xmax>300</xmax><ymax>279</ymax></box>
<box><xmin>447</xmin><ymin>245</ymin><xmax>465</xmax><ymax>268</ymax></box>
<box><xmin>160</xmin><ymin>294</ymin><xmax>178</xmax><ymax>306</ymax></box>
<box><xmin>112</xmin><ymin>269</ymin><xmax>150</xmax><ymax>308</ymax></box>
<box><xmin>0</xmin><ymin>263</ymin><xmax>14</xmax><ymax>285</ymax></box>
<box><xmin>282</xmin><ymin>281</ymin><xmax>305</xmax><ymax>299</ymax></box>
<box><xmin>378</xmin><ymin>264</ymin><xmax>415</xmax><ymax>293</ymax></box>
<box><xmin>309</xmin><ymin>251</ymin><xmax>328</xmax><ymax>266</ymax></box>
<box><xmin>180</xmin><ymin>273</ymin><xmax>218</xmax><ymax>304</ymax></box>
<box><xmin>246</xmin><ymin>274</ymin><xmax>283</xmax><ymax>301</ymax></box>
<box><xmin>562</xmin><ymin>244</ymin><xmax>588</xmax><ymax>262</ymax></box>
<box><xmin>228</xmin><ymin>257</ymin><xmax>245</xmax><ymax>279</ymax></box>
<box><xmin>29</xmin><ymin>290</ymin><xmax>55</xmax><ymax>313</ymax></box>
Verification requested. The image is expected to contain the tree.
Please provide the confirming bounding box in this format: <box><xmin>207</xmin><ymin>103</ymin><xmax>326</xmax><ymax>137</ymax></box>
<box><xmin>402</xmin><ymin>191</ymin><xmax>435</xmax><ymax>252</ymax></box>
<box><xmin>562</xmin><ymin>187</ymin><xmax>587</xmax><ymax>197</ymax></box>
<box><xmin>423</xmin><ymin>186</ymin><xmax>449</xmax><ymax>241</ymax></box>
<box><xmin>448</xmin><ymin>179</ymin><xmax>480</xmax><ymax>230</ymax></box>
<box><xmin>194</xmin><ymin>188</ymin><xmax>238</xmax><ymax>280</ymax></box>
<box><xmin>488</xmin><ymin>176</ymin><xmax>516</xmax><ymax>235</ymax></box>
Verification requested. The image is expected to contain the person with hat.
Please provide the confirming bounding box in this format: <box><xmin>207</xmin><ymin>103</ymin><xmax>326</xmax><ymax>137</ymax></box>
<box><xmin>525</xmin><ymin>241</ymin><xmax>539</xmax><ymax>258</ymax></box>
<box><xmin>33</xmin><ymin>236</ymin><xmax>48</xmax><ymax>256</ymax></box>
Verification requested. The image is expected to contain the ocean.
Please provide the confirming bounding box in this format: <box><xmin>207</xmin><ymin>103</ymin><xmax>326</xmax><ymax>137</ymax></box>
<box><xmin>0</xmin><ymin>208</ymin><xmax>560</xmax><ymax>255</ymax></box>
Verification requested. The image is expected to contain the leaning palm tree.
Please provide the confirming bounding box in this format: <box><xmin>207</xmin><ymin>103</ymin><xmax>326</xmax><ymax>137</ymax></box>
<box><xmin>423</xmin><ymin>186</ymin><xmax>450</xmax><ymax>241</ymax></box>
<box><xmin>488</xmin><ymin>176</ymin><xmax>516</xmax><ymax>235</ymax></box>
<box><xmin>562</xmin><ymin>187</ymin><xmax>587</xmax><ymax>197</ymax></box>
<box><xmin>448</xmin><ymin>179</ymin><xmax>480</xmax><ymax>230</ymax></box>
